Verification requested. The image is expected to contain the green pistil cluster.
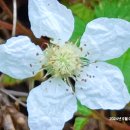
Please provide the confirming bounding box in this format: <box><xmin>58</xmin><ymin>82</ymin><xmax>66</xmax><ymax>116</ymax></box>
<box><xmin>44</xmin><ymin>43</ymin><xmax>84</xmax><ymax>78</ymax></box>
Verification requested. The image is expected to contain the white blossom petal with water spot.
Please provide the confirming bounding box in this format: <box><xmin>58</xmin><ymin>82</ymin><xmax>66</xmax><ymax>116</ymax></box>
<box><xmin>27</xmin><ymin>78</ymin><xmax>77</xmax><ymax>130</ymax></box>
<box><xmin>75</xmin><ymin>62</ymin><xmax>130</xmax><ymax>110</ymax></box>
<box><xmin>28</xmin><ymin>0</ymin><xmax>74</xmax><ymax>45</ymax></box>
<box><xmin>80</xmin><ymin>18</ymin><xmax>130</xmax><ymax>61</ymax></box>
<box><xmin>0</xmin><ymin>36</ymin><xmax>43</xmax><ymax>79</ymax></box>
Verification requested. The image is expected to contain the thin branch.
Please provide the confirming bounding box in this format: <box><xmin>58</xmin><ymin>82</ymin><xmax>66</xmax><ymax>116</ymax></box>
<box><xmin>3</xmin><ymin>113</ymin><xmax>16</xmax><ymax>130</ymax></box>
<box><xmin>0</xmin><ymin>20</ymin><xmax>30</xmax><ymax>34</ymax></box>
<box><xmin>0</xmin><ymin>89</ymin><xmax>28</xmax><ymax>97</ymax></box>
<box><xmin>0</xmin><ymin>0</ymin><xmax>44</xmax><ymax>44</ymax></box>
<box><xmin>12</xmin><ymin>0</ymin><xmax>17</xmax><ymax>36</ymax></box>
<box><xmin>0</xmin><ymin>20</ymin><xmax>12</xmax><ymax>30</ymax></box>
<box><xmin>76</xmin><ymin>110</ymin><xmax>130</xmax><ymax>130</ymax></box>
<box><xmin>99</xmin><ymin>111</ymin><xmax>106</xmax><ymax>130</ymax></box>
<box><xmin>0</xmin><ymin>0</ymin><xmax>31</xmax><ymax>36</ymax></box>
<box><xmin>0</xmin><ymin>89</ymin><xmax>26</xmax><ymax>107</ymax></box>
<box><xmin>93</xmin><ymin>110</ymin><xmax>130</xmax><ymax>130</ymax></box>
<box><xmin>0</xmin><ymin>0</ymin><xmax>13</xmax><ymax>18</ymax></box>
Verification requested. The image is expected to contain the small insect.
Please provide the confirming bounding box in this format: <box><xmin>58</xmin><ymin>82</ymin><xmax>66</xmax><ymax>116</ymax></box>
<box><xmin>66</xmin><ymin>89</ymin><xmax>68</xmax><ymax>91</ymax></box>
<box><xmin>49</xmin><ymin>80</ymin><xmax>52</xmax><ymax>83</ymax></box>
<box><xmin>36</xmin><ymin>53</ymin><xmax>39</xmax><ymax>56</ymax></box>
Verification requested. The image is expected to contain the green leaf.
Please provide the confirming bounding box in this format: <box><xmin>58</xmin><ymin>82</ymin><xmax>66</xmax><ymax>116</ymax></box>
<box><xmin>70</xmin><ymin>3</ymin><xmax>95</xmax><ymax>23</ymax></box>
<box><xmin>74</xmin><ymin>117</ymin><xmax>89</xmax><ymax>130</ymax></box>
<box><xmin>95</xmin><ymin>0</ymin><xmax>130</xmax><ymax>21</ymax></box>
<box><xmin>1</xmin><ymin>74</ymin><xmax>22</xmax><ymax>87</ymax></box>
<box><xmin>60</xmin><ymin>0</ymin><xmax>70</xmax><ymax>6</ymax></box>
<box><xmin>107</xmin><ymin>49</ymin><xmax>130</xmax><ymax>93</ymax></box>
<box><xmin>77</xmin><ymin>100</ymin><xmax>92</xmax><ymax>116</ymax></box>
<box><xmin>70</xmin><ymin>16</ymin><xmax>86</xmax><ymax>46</ymax></box>
<box><xmin>94</xmin><ymin>0</ymin><xmax>130</xmax><ymax>93</ymax></box>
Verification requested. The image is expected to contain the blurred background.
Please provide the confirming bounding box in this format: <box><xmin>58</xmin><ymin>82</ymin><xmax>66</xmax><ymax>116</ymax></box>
<box><xmin>0</xmin><ymin>0</ymin><xmax>130</xmax><ymax>130</ymax></box>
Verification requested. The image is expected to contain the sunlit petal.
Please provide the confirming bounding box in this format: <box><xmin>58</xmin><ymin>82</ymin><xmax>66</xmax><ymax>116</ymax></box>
<box><xmin>75</xmin><ymin>62</ymin><xmax>130</xmax><ymax>109</ymax></box>
<box><xmin>0</xmin><ymin>36</ymin><xmax>43</xmax><ymax>79</ymax></box>
<box><xmin>29</xmin><ymin>0</ymin><xmax>74</xmax><ymax>45</ymax></box>
<box><xmin>80</xmin><ymin>18</ymin><xmax>130</xmax><ymax>61</ymax></box>
<box><xmin>27</xmin><ymin>78</ymin><xmax>77</xmax><ymax>130</ymax></box>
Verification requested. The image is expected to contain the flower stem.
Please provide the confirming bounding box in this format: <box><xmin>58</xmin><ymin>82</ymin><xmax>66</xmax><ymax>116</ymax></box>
<box><xmin>28</xmin><ymin>79</ymin><xmax>34</xmax><ymax>91</ymax></box>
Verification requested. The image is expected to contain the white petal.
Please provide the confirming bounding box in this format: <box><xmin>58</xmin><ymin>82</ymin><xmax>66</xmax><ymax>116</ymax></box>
<box><xmin>28</xmin><ymin>0</ymin><xmax>74</xmax><ymax>45</ymax></box>
<box><xmin>0</xmin><ymin>36</ymin><xmax>43</xmax><ymax>79</ymax></box>
<box><xmin>80</xmin><ymin>18</ymin><xmax>130</xmax><ymax>61</ymax></box>
<box><xmin>27</xmin><ymin>78</ymin><xmax>77</xmax><ymax>130</ymax></box>
<box><xmin>75</xmin><ymin>62</ymin><xmax>130</xmax><ymax>110</ymax></box>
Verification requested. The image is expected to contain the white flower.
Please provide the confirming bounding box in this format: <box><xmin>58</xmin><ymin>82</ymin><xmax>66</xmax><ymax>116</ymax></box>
<box><xmin>0</xmin><ymin>0</ymin><xmax>130</xmax><ymax>130</ymax></box>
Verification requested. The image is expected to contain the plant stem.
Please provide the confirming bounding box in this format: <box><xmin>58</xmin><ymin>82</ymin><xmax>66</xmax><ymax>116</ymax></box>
<box><xmin>28</xmin><ymin>79</ymin><xmax>35</xmax><ymax>91</ymax></box>
<box><xmin>12</xmin><ymin>0</ymin><xmax>17</xmax><ymax>36</ymax></box>
<box><xmin>0</xmin><ymin>89</ymin><xmax>26</xmax><ymax>107</ymax></box>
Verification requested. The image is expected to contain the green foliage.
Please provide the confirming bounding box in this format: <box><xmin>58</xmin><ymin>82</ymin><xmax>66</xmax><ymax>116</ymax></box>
<box><xmin>70</xmin><ymin>16</ymin><xmax>86</xmax><ymax>46</ymax></box>
<box><xmin>60</xmin><ymin>0</ymin><xmax>70</xmax><ymax>6</ymax></box>
<box><xmin>94</xmin><ymin>0</ymin><xmax>130</xmax><ymax>92</ymax></box>
<box><xmin>70</xmin><ymin>3</ymin><xmax>95</xmax><ymax>23</ymax></box>
<box><xmin>69</xmin><ymin>1</ymin><xmax>130</xmax><ymax>129</ymax></box>
<box><xmin>74</xmin><ymin>117</ymin><xmax>89</xmax><ymax>130</ymax></box>
<box><xmin>108</xmin><ymin>49</ymin><xmax>130</xmax><ymax>93</ymax></box>
<box><xmin>1</xmin><ymin>74</ymin><xmax>21</xmax><ymax>87</ymax></box>
<box><xmin>77</xmin><ymin>100</ymin><xmax>92</xmax><ymax>116</ymax></box>
<box><xmin>95</xmin><ymin>0</ymin><xmax>130</xmax><ymax>21</ymax></box>
<box><xmin>60</xmin><ymin>0</ymin><xmax>81</xmax><ymax>6</ymax></box>
<box><xmin>74</xmin><ymin>101</ymin><xmax>92</xmax><ymax>130</ymax></box>
<box><xmin>69</xmin><ymin>0</ymin><xmax>130</xmax><ymax>100</ymax></box>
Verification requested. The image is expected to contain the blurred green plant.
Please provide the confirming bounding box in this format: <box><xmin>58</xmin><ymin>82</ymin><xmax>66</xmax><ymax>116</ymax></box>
<box><xmin>1</xmin><ymin>74</ymin><xmax>21</xmax><ymax>87</ymax></box>
<box><xmin>70</xmin><ymin>16</ymin><xmax>86</xmax><ymax>46</ymax></box>
<box><xmin>108</xmin><ymin>49</ymin><xmax>130</xmax><ymax>93</ymax></box>
<box><xmin>68</xmin><ymin>0</ymin><xmax>130</xmax><ymax>129</ymax></box>
<box><xmin>70</xmin><ymin>3</ymin><xmax>95</xmax><ymax>23</ymax></box>
<box><xmin>74</xmin><ymin>101</ymin><xmax>92</xmax><ymax>130</ymax></box>
<box><xmin>74</xmin><ymin>117</ymin><xmax>89</xmax><ymax>130</ymax></box>
<box><xmin>95</xmin><ymin>0</ymin><xmax>130</xmax><ymax>21</ymax></box>
<box><xmin>95</xmin><ymin>0</ymin><xmax>130</xmax><ymax>92</ymax></box>
<box><xmin>70</xmin><ymin>0</ymin><xmax>130</xmax><ymax>93</ymax></box>
<box><xmin>77</xmin><ymin>101</ymin><xmax>92</xmax><ymax>116</ymax></box>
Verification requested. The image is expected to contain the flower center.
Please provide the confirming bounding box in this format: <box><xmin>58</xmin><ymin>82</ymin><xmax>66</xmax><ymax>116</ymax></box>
<box><xmin>44</xmin><ymin>43</ymin><xmax>83</xmax><ymax>78</ymax></box>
